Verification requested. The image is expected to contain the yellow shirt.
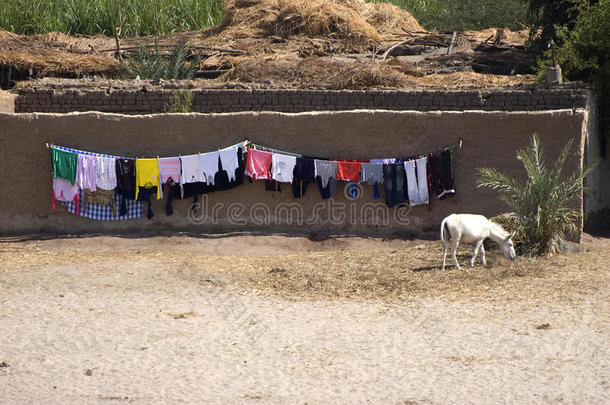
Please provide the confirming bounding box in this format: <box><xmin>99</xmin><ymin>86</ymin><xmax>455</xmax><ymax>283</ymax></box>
<box><xmin>135</xmin><ymin>158</ymin><xmax>161</xmax><ymax>200</ymax></box>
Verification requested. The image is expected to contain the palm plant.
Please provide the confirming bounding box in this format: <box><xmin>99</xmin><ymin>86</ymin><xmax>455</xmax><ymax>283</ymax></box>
<box><xmin>477</xmin><ymin>134</ymin><xmax>594</xmax><ymax>256</ymax></box>
<box><xmin>119</xmin><ymin>41</ymin><xmax>200</xmax><ymax>80</ymax></box>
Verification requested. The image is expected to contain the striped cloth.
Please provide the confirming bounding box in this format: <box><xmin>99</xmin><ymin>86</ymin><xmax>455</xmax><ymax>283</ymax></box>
<box><xmin>158</xmin><ymin>156</ymin><xmax>181</xmax><ymax>184</ymax></box>
<box><xmin>52</xmin><ymin>145</ymin><xmax>127</xmax><ymax>159</ymax></box>
<box><xmin>62</xmin><ymin>189</ymin><xmax>143</xmax><ymax>221</ymax></box>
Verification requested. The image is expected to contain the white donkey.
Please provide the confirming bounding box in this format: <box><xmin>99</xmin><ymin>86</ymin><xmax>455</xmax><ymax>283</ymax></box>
<box><xmin>440</xmin><ymin>214</ymin><xmax>516</xmax><ymax>270</ymax></box>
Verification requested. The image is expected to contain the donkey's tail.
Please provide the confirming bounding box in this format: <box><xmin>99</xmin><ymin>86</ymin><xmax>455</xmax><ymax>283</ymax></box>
<box><xmin>440</xmin><ymin>217</ymin><xmax>450</xmax><ymax>242</ymax></box>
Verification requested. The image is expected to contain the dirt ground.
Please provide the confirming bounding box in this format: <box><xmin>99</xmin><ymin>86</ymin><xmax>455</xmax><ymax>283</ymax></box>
<box><xmin>0</xmin><ymin>234</ymin><xmax>609</xmax><ymax>404</ymax></box>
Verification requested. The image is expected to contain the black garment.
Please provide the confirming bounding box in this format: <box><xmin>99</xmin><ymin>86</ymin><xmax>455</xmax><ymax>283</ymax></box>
<box><xmin>317</xmin><ymin>177</ymin><xmax>337</xmax><ymax>200</ymax></box>
<box><xmin>214</xmin><ymin>147</ymin><xmax>245</xmax><ymax>191</ymax></box>
<box><xmin>292</xmin><ymin>157</ymin><xmax>315</xmax><ymax>198</ymax></box>
<box><xmin>116</xmin><ymin>158</ymin><xmax>136</xmax><ymax>193</ymax></box>
<box><xmin>116</xmin><ymin>158</ymin><xmax>136</xmax><ymax>216</ymax></box>
<box><xmin>137</xmin><ymin>186</ymin><xmax>158</xmax><ymax>220</ymax></box>
<box><xmin>383</xmin><ymin>163</ymin><xmax>407</xmax><ymax>208</ymax></box>
<box><xmin>163</xmin><ymin>182</ymin><xmax>182</xmax><ymax>216</ymax></box>
<box><xmin>182</xmin><ymin>182</ymin><xmax>211</xmax><ymax>214</ymax></box>
<box><xmin>431</xmin><ymin>150</ymin><xmax>455</xmax><ymax>199</ymax></box>
<box><xmin>265</xmin><ymin>180</ymin><xmax>281</xmax><ymax>192</ymax></box>
<box><xmin>395</xmin><ymin>158</ymin><xmax>409</xmax><ymax>201</ymax></box>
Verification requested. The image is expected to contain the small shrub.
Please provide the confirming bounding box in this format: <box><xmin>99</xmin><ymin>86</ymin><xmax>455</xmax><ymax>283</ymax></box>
<box><xmin>477</xmin><ymin>134</ymin><xmax>595</xmax><ymax>256</ymax></box>
<box><xmin>165</xmin><ymin>90</ymin><xmax>194</xmax><ymax>113</ymax></box>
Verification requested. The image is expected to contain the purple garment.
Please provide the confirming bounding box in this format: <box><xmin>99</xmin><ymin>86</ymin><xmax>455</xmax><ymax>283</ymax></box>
<box><xmin>76</xmin><ymin>153</ymin><xmax>97</xmax><ymax>191</ymax></box>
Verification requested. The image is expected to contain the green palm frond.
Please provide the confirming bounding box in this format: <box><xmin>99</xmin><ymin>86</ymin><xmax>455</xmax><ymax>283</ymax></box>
<box><xmin>477</xmin><ymin>133</ymin><xmax>592</xmax><ymax>256</ymax></box>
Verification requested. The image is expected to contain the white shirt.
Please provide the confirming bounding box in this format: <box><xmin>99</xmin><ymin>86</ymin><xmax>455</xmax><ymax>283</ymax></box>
<box><xmin>199</xmin><ymin>151</ymin><xmax>219</xmax><ymax>185</ymax></box>
<box><xmin>96</xmin><ymin>156</ymin><xmax>117</xmax><ymax>190</ymax></box>
<box><xmin>180</xmin><ymin>154</ymin><xmax>205</xmax><ymax>185</ymax></box>
<box><xmin>271</xmin><ymin>153</ymin><xmax>297</xmax><ymax>183</ymax></box>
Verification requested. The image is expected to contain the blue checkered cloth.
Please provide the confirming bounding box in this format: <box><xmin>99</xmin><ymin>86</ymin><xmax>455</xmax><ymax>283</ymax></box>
<box><xmin>53</xmin><ymin>145</ymin><xmax>142</xmax><ymax>220</ymax></box>
<box><xmin>62</xmin><ymin>189</ymin><xmax>143</xmax><ymax>221</ymax></box>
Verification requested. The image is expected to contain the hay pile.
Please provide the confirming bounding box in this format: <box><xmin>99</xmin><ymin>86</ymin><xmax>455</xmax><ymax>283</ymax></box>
<box><xmin>0</xmin><ymin>30</ymin><xmax>118</xmax><ymax>77</ymax></box>
<box><xmin>222</xmin><ymin>55</ymin><xmax>413</xmax><ymax>89</ymax></box>
<box><xmin>407</xmin><ymin>72</ymin><xmax>534</xmax><ymax>87</ymax></box>
<box><xmin>221</xmin><ymin>0</ymin><xmax>422</xmax><ymax>43</ymax></box>
<box><xmin>362</xmin><ymin>2</ymin><xmax>423</xmax><ymax>35</ymax></box>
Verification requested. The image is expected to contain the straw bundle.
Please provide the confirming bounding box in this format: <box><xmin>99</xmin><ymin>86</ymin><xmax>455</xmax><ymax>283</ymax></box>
<box><xmin>222</xmin><ymin>55</ymin><xmax>411</xmax><ymax>89</ymax></box>
<box><xmin>407</xmin><ymin>72</ymin><xmax>534</xmax><ymax>87</ymax></box>
<box><xmin>362</xmin><ymin>2</ymin><xmax>423</xmax><ymax>35</ymax></box>
<box><xmin>0</xmin><ymin>49</ymin><xmax>118</xmax><ymax>76</ymax></box>
<box><xmin>222</xmin><ymin>0</ymin><xmax>382</xmax><ymax>43</ymax></box>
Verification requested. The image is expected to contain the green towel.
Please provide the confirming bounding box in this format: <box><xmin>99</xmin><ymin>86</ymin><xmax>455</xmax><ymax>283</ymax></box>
<box><xmin>51</xmin><ymin>147</ymin><xmax>78</xmax><ymax>185</ymax></box>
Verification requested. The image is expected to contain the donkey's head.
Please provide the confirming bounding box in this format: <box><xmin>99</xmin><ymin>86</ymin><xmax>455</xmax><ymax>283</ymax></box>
<box><xmin>499</xmin><ymin>231</ymin><xmax>517</xmax><ymax>260</ymax></box>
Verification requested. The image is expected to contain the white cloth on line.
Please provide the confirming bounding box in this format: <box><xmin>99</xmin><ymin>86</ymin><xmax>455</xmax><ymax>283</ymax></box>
<box><xmin>96</xmin><ymin>155</ymin><xmax>117</xmax><ymax>190</ymax></box>
<box><xmin>404</xmin><ymin>160</ymin><xmax>421</xmax><ymax>206</ymax></box>
<box><xmin>404</xmin><ymin>158</ymin><xmax>429</xmax><ymax>206</ymax></box>
<box><xmin>76</xmin><ymin>153</ymin><xmax>97</xmax><ymax>192</ymax></box>
<box><xmin>199</xmin><ymin>151</ymin><xmax>219</xmax><ymax>185</ymax></box>
<box><xmin>180</xmin><ymin>154</ymin><xmax>205</xmax><ymax>185</ymax></box>
<box><xmin>416</xmin><ymin>157</ymin><xmax>429</xmax><ymax>205</ymax></box>
<box><xmin>370</xmin><ymin>158</ymin><xmax>396</xmax><ymax>164</ymax></box>
<box><xmin>219</xmin><ymin>146</ymin><xmax>239</xmax><ymax>182</ymax></box>
<box><xmin>271</xmin><ymin>153</ymin><xmax>297</xmax><ymax>183</ymax></box>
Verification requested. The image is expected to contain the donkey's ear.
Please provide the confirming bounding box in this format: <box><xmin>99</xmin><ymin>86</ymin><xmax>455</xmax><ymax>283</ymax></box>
<box><xmin>507</xmin><ymin>231</ymin><xmax>516</xmax><ymax>240</ymax></box>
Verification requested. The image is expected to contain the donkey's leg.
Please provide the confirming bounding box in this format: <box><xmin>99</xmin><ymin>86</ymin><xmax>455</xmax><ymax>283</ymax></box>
<box><xmin>471</xmin><ymin>239</ymin><xmax>483</xmax><ymax>267</ymax></box>
<box><xmin>451</xmin><ymin>237</ymin><xmax>461</xmax><ymax>270</ymax></box>
<box><xmin>480</xmin><ymin>244</ymin><xmax>487</xmax><ymax>266</ymax></box>
<box><xmin>442</xmin><ymin>238</ymin><xmax>449</xmax><ymax>270</ymax></box>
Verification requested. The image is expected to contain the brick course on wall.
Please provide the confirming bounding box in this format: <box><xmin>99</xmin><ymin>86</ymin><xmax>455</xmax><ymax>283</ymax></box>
<box><xmin>12</xmin><ymin>85</ymin><xmax>588</xmax><ymax>114</ymax></box>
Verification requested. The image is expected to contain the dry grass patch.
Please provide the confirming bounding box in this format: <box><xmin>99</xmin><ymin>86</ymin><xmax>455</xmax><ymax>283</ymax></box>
<box><xmin>2</xmin><ymin>235</ymin><xmax>606</xmax><ymax>304</ymax></box>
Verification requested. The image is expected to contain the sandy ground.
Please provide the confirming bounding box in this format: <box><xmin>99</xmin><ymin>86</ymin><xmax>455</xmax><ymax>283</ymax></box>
<box><xmin>0</xmin><ymin>234</ymin><xmax>609</xmax><ymax>404</ymax></box>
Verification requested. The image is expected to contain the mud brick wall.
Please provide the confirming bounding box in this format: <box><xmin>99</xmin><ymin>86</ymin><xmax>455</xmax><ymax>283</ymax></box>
<box><xmin>0</xmin><ymin>110</ymin><xmax>586</xmax><ymax>238</ymax></box>
<box><xmin>12</xmin><ymin>86</ymin><xmax>588</xmax><ymax>114</ymax></box>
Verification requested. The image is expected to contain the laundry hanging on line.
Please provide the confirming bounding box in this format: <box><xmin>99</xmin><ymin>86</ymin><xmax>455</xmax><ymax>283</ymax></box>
<box><xmin>48</xmin><ymin>139</ymin><xmax>460</xmax><ymax>220</ymax></box>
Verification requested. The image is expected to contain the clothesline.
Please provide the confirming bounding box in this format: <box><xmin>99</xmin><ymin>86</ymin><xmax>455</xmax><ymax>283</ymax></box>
<box><xmin>50</xmin><ymin>137</ymin><xmax>460</xmax><ymax>222</ymax></box>
<box><xmin>46</xmin><ymin>138</ymin><xmax>462</xmax><ymax>162</ymax></box>
<box><xmin>243</xmin><ymin>138</ymin><xmax>463</xmax><ymax>162</ymax></box>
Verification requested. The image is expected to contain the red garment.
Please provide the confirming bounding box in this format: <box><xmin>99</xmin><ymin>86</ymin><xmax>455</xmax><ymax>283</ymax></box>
<box><xmin>245</xmin><ymin>148</ymin><xmax>272</xmax><ymax>180</ymax></box>
<box><xmin>333</xmin><ymin>159</ymin><xmax>368</xmax><ymax>182</ymax></box>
